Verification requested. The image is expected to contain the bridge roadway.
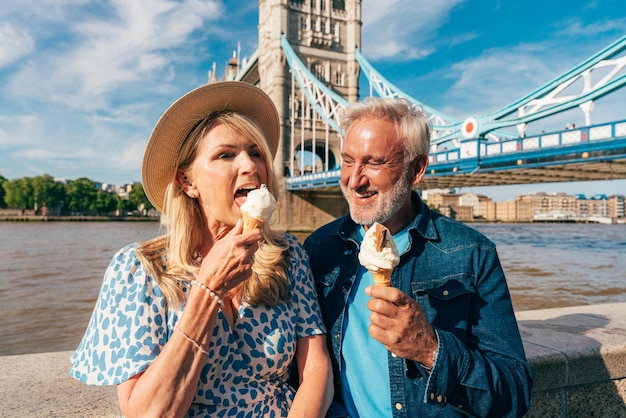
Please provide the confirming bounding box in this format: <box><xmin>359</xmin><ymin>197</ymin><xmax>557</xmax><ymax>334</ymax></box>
<box><xmin>286</xmin><ymin>119</ymin><xmax>626</xmax><ymax>192</ymax></box>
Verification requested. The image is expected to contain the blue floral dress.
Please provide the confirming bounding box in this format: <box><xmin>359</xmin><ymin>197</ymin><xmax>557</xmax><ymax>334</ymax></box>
<box><xmin>70</xmin><ymin>234</ymin><xmax>326</xmax><ymax>417</ymax></box>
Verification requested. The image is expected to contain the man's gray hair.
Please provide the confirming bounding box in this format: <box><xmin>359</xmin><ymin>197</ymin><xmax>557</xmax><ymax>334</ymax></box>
<box><xmin>339</xmin><ymin>97</ymin><xmax>431</xmax><ymax>162</ymax></box>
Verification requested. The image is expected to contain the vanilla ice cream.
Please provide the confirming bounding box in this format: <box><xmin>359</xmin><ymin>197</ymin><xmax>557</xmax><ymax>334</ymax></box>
<box><xmin>358</xmin><ymin>222</ymin><xmax>400</xmax><ymax>286</ymax></box>
<box><xmin>239</xmin><ymin>184</ymin><xmax>276</xmax><ymax>231</ymax></box>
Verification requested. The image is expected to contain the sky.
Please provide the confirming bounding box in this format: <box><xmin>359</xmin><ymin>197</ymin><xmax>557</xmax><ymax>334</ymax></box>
<box><xmin>1</xmin><ymin>0</ymin><xmax>625</xmax><ymax>201</ymax></box>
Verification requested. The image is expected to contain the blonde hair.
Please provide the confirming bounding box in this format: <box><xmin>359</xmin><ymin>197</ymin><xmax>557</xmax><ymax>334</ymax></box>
<box><xmin>339</xmin><ymin>97</ymin><xmax>431</xmax><ymax>162</ymax></box>
<box><xmin>137</xmin><ymin>111</ymin><xmax>289</xmax><ymax>310</ymax></box>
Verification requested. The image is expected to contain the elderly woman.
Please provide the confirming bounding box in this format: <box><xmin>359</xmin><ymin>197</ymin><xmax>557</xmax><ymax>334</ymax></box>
<box><xmin>70</xmin><ymin>81</ymin><xmax>333</xmax><ymax>417</ymax></box>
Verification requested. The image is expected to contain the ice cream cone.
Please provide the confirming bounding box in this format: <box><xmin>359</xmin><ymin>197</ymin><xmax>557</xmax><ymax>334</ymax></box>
<box><xmin>239</xmin><ymin>185</ymin><xmax>276</xmax><ymax>232</ymax></box>
<box><xmin>242</xmin><ymin>213</ymin><xmax>263</xmax><ymax>232</ymax></box>
<box><xmin>358</xmin><ymin>222</ymin><xmax>399</xmax><ymax>287</ymax></box>
<box><xmin>371</xmin><ymin>269</ymin><xmax>392</xmax><ymax>287</ymax></box>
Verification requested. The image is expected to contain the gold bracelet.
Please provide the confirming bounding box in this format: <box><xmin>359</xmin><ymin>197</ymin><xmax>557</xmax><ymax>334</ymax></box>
<box><xmin>174</xmin><ymin>326</ymin><xmax>210</xmax><ymax>355</ymax></box>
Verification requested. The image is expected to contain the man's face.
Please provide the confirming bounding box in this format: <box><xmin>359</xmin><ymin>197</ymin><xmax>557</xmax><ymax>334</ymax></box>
<box><xmin>340</xmin><ymin>117</ymin><xmax>418</xmax><ymax>232</ymax></box>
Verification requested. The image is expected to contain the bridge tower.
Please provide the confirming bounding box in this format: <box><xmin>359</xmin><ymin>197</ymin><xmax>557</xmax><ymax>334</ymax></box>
<box><xmin>255</xmin><ymin>0</ymin><xmax>361</xmax><ymax>231</ymax></box>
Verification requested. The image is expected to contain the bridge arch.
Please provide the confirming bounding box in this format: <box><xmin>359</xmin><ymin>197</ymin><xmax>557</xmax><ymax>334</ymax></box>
<box><xmin>289</xmin><ymin>137</ymin><xmax>340</xmax><ymax>176</ymax></box>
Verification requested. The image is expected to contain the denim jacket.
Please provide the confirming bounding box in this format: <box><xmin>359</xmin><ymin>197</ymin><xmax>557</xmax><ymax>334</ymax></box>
<box><xmin>304</xmin><ymin>193</ymin><xmax>533</xmax><ymax>417</ymax></box>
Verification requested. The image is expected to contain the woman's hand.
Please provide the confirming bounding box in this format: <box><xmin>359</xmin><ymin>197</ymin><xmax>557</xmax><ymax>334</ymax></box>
<box><xmin>199</xmin><ymin>219</ymin><xmax>263</xmax><ymax>295</ymax></box>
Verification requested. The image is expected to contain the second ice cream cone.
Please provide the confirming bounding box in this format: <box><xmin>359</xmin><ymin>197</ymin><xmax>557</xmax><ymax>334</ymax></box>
<box><xmin>242</xmin><ymin>214</ymin><xmax>263</xmax><ymax>232</ymax></box>
<box><xmin>371</xmin><ymin>269</ymin><xmax>392</xmax><ymax>286</ymax></box>
<box><xmin>239</xmin><ymin>185</ymin><xmax>276</xmax><ymax>232</ymax></box>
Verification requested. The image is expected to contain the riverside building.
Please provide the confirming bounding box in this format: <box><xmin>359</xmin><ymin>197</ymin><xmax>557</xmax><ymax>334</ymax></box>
<box><xmin>425</xmin><ymin>191</ymin><xmax>625</xmax><ymax>223</ymax></box>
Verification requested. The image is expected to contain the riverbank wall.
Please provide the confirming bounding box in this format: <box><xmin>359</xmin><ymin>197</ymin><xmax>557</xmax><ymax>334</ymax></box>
<box><xmin>0</xmin><ymin>215</ymin><xmax>160</xmax><ymax>222</ymax></box>
<box><xmin>1</xmin><ymin>303</ymin><xmax>624</xmax><ymax>417</ymax></box>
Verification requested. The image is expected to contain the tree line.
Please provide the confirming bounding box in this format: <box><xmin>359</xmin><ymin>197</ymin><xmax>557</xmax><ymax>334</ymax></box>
<box><xmin>0</xmin><ymin>174</ymin><xmax>154</xmax><ymax>216</ymax></box>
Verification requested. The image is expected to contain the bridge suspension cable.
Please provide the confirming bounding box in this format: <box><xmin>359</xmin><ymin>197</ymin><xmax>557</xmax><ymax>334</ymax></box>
<box><xmin>439</xmin><ymin>33</ymin><xmax>626</xmax><ymax>143</ymax></box>
<box><xmin>355</xmin><ymin>49</ymin><xmax>519</xmax><ymax>148</ymax></box>
<box><xmin>279</xmin><ymin>33</ymin><xmax>626</xmax><ymax>190</ymax></box>
<box><xmin>280</xmin><ymin>34</ymin><xmax>348</xmax><ymax>132</ymax></box>
<box><xmin>356</xmin><ymin>33</ymin><xmax>626</xmax><ymax>146</ymax></box>
<box><xmin>281</xmin><ymin>34</ymin><xmax>351</xmax><ymax>182</ymax></box>
<box><xmin>355</xmin><ymin>48</ymin><xmax>461</xmax><ymax>143</ymax></box>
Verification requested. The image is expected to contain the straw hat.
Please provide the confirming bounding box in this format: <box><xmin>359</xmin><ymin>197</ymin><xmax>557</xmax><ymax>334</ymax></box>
<box><xmin>141</xmin><ymin>81</ymin><xmax>280</xmax><ymax>213</ymax></box>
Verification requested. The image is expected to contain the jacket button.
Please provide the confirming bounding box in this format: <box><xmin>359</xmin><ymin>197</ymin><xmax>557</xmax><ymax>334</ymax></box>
<box><xmin>334</xmin><ymin>333</ymin><xmax>340</xmax><ymax>339</ymax></box>
<box><xmin>395</xmin><ymin>403</ymin><xmax>402</xmax><ymax>410</ymax></box>
<box><xmin>442</xmin><ymin>290</ymin><xmax>449</xmax><ymax>296</ymax></box>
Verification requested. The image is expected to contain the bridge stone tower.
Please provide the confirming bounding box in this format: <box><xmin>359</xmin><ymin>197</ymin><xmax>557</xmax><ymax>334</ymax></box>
<box><xmin>253</xmin><ymin>0</ymin><xmax>361</xmax><ymax>231</ymax></box>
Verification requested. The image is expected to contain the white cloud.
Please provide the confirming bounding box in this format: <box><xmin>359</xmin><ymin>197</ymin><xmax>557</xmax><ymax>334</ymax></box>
<box><xmin>6</xmin><ymin>0</ymin><xmax>223</xmax><ymax>109</ymax></box>
<box><xmin>0</xmin><ymin>0</ymin><xmax>91</xmax><ymax>21</ymax></box>
<box><xmin>0</xmin><ymin>0</ymin><xmax>234</xmax><ymax>182</ymax></box>
<box><xmin>0</xmin><ymin>115</ymin><xmax>40</xmax><ymax>148</ymax></box>
<box><xmin>552</xmin><ymin>16</ymin><xmax>626</xmax><ymax>38</ymax></box>
<box><xmin>445</xmin><ymin>43</ymin><xmax>554</xmax><ymax>114</ymax></box>
<box><xmin>361</xmin><ymin>0</ymin><xmax>465</xmax><ymax>60</ymax></box>
<box><xmin>0</xmin><ymin>22</ymin><xmax>35</xmax><ymax>67</ymax></box>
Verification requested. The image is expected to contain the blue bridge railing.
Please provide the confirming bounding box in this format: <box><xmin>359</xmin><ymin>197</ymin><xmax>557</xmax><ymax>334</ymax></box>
<box><xmin>286</xmin><ymin>119</ymin><xmax>626</xmax><ymax>190</ymax></box>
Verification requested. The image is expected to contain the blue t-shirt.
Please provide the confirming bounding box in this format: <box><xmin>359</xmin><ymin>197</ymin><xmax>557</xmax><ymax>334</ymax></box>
<box><xmin>341</xmin><ymin>224</ymin><xmax>411</xmax><ymax>417</ymax></box>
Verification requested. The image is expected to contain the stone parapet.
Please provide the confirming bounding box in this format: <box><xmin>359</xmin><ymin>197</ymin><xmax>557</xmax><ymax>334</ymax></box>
<box><xmin>0</xmin><ymin>351</ymin><xmax>118</xmax><ymax>417</ymax></box>
<box><xmin>517</xmin><ymin>302</ymin><xmax>626</xmax><ymax>417</ymax></box>
<box><xmin>1</xmin><ymin>303</ymin><xmax>625</xmax><ymax>417</ymax></box>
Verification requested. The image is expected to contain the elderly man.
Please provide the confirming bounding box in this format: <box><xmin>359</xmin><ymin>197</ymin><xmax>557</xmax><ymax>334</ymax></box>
<box><xmin>304</xmin><ymin>97</ymin><xmax>533</xmax><ymax>417</ymax></box>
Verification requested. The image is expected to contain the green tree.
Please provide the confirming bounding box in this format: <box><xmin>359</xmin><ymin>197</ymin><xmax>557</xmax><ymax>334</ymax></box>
<box><xmin>4</xmin><ymin>177</ymin><xmax>34</xmax><ymax>210</ymax></box>
<box><xmin>0</xmin><ymin>175</ymin><xmax>7</xmax><ymax>208</ymax></box>
<box><xmin>90</xmin><ymin>190</ymin><xmax>121</xmax><ymax>215</ymax></box>
<box><xmin>118</xmin><ymin>195</ymin><xmax>136</xmax><ymax>215</ymax></box>
<box><xmin>66</xmin><ymin>177</ymin><xmax>98</xmax><ymax>214</ymax></box>
<box><xmin>128</xmin><ymin>183</ymin><xmax>154</xmax><ymax>214</ymax></box>
<box><xmin>425</xmin><ymin>201</ymin><xmax>440</xmax><ymax>213</ymax></box>
<box><xmin>32</xmin><ymin>174</ymin><xmax>66</xmax><ymax>213</ymax></box>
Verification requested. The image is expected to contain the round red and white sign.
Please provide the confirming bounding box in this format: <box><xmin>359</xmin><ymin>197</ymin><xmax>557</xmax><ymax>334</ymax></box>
<box><xmin>462</xmin><ymin>117</ymin><xmax>478</xmax><ymax>138</ymax></box>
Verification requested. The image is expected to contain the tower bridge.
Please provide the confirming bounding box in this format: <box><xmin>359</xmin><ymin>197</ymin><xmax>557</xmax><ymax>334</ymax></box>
<box><xmin>218</xmin><ymin>0</ymin><xmax>626</xmax><ymax>231</ymax></box>
<box><xmin>287</xmin><ymin>118</ymin><xmax>626</xmax><ymax>191</ymax></box>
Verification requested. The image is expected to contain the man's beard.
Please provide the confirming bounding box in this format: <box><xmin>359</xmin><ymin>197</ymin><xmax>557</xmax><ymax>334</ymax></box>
<box><xmin>341</xmin><ymin>167</ymin><xmax>413</xmax><ymax>226</ymax></box>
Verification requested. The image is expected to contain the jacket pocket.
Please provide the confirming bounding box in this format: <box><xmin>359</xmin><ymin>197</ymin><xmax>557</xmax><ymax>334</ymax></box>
<box><xmin>410</xmin><ymin>274</ymin><xmax>476</xmax><ymax>339</ymax></box>
<box><xmin>316</xmin><ymin>266</ymin><xmax>340</xmax><ymax>295</ymax></box>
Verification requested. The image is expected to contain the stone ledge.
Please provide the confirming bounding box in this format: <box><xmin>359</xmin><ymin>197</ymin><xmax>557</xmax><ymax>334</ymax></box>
<box><xmin>0</xmin><ymin>351</ymin><xmax>118</xmax><ymax>417</ymax></box>
<box><xmin>1</xmin><ymin>303</ymin><xmax>625</xmax><ymax>417</ymax></box>
<box><xmin>517</xmin><ymin>302</ymin><xmax>626</xmax><ymax>417</ymax></box>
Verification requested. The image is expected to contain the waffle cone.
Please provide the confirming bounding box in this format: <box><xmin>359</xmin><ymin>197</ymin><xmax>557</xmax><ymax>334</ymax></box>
<box><xmin>371</xmin><ymin>269</ymin><xmax>392</xmax><ymax>287</ymax></box>
<box><xmin>242</xmin><ymin>214</ymin><xmax>264</xmax><ymax>232</ymax></box>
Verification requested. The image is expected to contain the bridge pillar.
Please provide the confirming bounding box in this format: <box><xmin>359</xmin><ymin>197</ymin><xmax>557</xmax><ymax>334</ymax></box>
<box><xmin>256</xmin><ymin>0</ymin><xmax>361</xmax><ymax>231</ymax></box>
<box><xmin>274</xmin><ymin>181</ymin><xmax>348</xmax><ymax>232</ymax></box>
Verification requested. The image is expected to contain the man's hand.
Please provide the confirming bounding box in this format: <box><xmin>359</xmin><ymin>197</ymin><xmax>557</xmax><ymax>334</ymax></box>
<box><xmin>365</xmin><ymin>285</ymin><xmax>438</xmax><ymax>367</ymax></box>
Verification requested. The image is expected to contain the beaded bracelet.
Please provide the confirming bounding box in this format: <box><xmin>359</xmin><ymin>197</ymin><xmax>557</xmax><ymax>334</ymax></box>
<box><xmin>174</xmin><ymin>326</ymin><xmax>210</xmax><ymax>355</ymax></box>
<box><xmin>189</xmin><ymin>280</ymin><xmax>224</xmax><ymax>306</ymax></box>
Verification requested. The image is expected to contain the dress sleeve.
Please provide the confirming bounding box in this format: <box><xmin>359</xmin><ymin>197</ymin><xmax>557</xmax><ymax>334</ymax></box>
<box><xmin>69</xmin><ymin>243</ymin><xmax>169</xmax><ymax>385</ymax></box>
<box><xmin>285</xmin><ymin>235</ymin><xmax>327</xmax><ymax>338</ymax></box>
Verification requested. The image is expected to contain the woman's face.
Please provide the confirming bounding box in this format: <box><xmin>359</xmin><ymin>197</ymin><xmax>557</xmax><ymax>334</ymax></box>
<box><xmin>184</xmin><ymin>123</ymin><xmax>269</xmax><ymax>228</ymax></box>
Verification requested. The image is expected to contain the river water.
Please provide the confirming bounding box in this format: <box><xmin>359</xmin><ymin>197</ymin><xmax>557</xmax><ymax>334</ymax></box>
<box><xmin>1</xmin><ymin>221</ymin><xmax>625</xmax><ymax>356</ymax></box>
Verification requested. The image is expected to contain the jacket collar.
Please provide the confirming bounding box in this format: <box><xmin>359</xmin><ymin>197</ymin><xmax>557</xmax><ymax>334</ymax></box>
<box><xmin>334</xmin><ymin>191</ymin><xmax>439</xmax><ymax>242</ymax></box>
